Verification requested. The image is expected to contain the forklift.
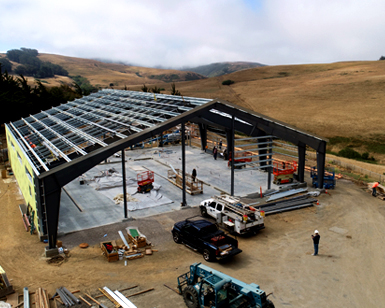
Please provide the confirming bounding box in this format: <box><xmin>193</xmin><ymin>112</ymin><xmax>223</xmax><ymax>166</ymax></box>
<box><xmin>177</xmin><ymin>263</ymin><xmax>274</xmax><ymax>308</ymax></box>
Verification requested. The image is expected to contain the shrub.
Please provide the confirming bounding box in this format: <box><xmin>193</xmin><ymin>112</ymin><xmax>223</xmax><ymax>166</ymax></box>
<box><xmin>361</xmin><ymin>152</ymin><xmax>369</xmax><ymax>160</ymax></box>
<box><xmin>222</xmin><ymin>80</ymin><xmax>234</xmax><ymax>86</ymax></box>
<box><xmin>337</xmin><ymin>147</ymin><xmax>362</xmax><ymax>159</ymax></box>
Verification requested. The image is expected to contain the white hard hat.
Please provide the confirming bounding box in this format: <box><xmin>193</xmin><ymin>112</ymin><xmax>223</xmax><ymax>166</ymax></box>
<box><xmin>315</xmin><ymin>230</ymin><xmax>319</xmax><ymax>233</ymax></box>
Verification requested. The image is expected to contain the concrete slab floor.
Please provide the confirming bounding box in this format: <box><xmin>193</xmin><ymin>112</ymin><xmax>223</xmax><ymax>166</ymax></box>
<box><xmin>58</xmin><ymin>145</ymin><xmax>277</xmax><ymax>235</ymax></box>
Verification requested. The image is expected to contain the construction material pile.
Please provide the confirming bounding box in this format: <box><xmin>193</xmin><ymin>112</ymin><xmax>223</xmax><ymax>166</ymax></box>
<box><xmin>0</xmin><ymin>266</ymin><xmax>13</xmax><ymax>298</ymax></box>
<box><xmin>100</xmin><ymin>227</ymin><xmax>157</xmax><ymax>263</ymax></box>
<box><xmin>259</xmin><ymin>194</ymin><xmax>318</xmax><ymax>215</ymax></box>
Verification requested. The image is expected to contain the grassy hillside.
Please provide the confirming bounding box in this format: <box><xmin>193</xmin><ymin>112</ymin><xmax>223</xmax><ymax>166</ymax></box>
<box><xmin>3</xmin><ymin>51</ymin><xmax>385</xmax><ymax>163</ymax></box>
<box><xmin>36</xmin><ymin>53</ymin><xmax>205</xmax><ymax>88</ymax></box>
<box><xmin>181</xmin><ymin>61</ymin><xmax>265</xmax><ymax>77</ymax></box>
<box><xmin>145</xmin><ymin>61</ymin><xmax>385</xmax><ymax>163</ymax></box>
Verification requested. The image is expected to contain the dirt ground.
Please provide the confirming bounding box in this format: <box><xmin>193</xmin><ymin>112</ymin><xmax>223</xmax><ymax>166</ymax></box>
<box><xmin>1</xmin><ymin>172</ymin><xmax>385</xmax><ymax>308</ymax></box>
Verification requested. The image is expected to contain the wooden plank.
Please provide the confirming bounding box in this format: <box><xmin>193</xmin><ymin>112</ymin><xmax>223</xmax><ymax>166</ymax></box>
<box><xmin>127</xmin><ymin>288</ymin><xmax>154</xmax><ymax>297</ymax></box>
<box><xmin>79</xmin><ymin>296</ymin><xmax>91</xmax><ymax>307</ymax></box>
<box><xmin>34</xmin><ymin>291</ymin><xmax>39</xmax><ymax>308</ymax></box>
<box><xmin>98</xmin><ymin>288</ymin><xmax>120</xmax><ymax>308</ymax></box>
<box><xmin>42</xmin><ymin>289</ymin><xmax>49</xmax><ymax>308</ymax></box>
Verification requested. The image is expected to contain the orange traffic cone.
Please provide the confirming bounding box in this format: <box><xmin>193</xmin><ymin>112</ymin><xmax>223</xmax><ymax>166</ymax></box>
<box><xmin>325</xmin><ymin>189</ymin><xmax>328</xmax><ymax>194</ymax></box>
<box><xmin>317</xmin><ymin>200</ymin><xmax>319</xmax><ymax>205</ymax></box>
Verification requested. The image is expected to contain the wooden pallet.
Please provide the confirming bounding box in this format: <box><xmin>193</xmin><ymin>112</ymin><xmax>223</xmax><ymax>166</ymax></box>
<box><xmin>167</xmin><ymin>169</ymin><xmax>203</xmax><ymax>195</ymax></box>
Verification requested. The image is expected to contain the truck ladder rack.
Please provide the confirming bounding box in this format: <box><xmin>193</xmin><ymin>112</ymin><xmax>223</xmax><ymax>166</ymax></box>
<box><xmin>215</xmin><ymin>195</ymin><xmax>255</xmax><ymax>216</ymax></box>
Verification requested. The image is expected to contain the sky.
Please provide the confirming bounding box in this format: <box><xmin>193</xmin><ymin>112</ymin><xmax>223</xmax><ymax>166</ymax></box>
<box><xmin>1</xmin><ymin>0</ymin><xmax>385</xmax><ymax>68</ymax></box>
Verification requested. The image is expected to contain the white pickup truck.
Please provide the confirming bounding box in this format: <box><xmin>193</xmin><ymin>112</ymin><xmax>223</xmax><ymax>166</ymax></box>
<box><xmin>199</xmin><ymin>195</ymin><xmax>265</xmax><ymax>234</ymax></box>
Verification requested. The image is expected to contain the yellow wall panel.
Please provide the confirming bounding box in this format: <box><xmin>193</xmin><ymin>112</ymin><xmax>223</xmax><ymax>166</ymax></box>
<box><xmin>5</xmin><ymin>127</ymin><xmax>40</xmax><ymax>233</ymax></box>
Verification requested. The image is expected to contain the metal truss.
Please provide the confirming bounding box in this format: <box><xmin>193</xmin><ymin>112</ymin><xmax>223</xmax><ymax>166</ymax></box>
<box><xmin>7</xmin><ymin>89</ymin><xmax>210</xmax><ymax>174</ymax></box>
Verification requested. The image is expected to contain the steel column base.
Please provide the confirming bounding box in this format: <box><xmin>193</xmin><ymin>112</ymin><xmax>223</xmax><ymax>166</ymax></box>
<box><xmin>44</xmin><ymin>247</ymin><xmax>59</xmax><ymax>257</ymax></box>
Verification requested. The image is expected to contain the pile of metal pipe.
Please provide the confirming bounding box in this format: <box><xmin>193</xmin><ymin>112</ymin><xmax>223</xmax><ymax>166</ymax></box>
<box><xmin>56</xmin><ymin>287</ymin><xmax>81</xmax><ymax>307</ymax></box>
<box><xmin>259</xmin><ymin>195</ymin><xmax>317</xmax><ymax>215</ymax></box>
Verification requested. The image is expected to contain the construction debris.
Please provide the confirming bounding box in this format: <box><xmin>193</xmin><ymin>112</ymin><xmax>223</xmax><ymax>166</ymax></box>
<box><xmin>126</xmin><ymin>227</ymin><xmax>147</xmax><ymax>248</ymax></box>
<box><xmin>113</xmin><ymin>194</ymin><xmax>139</xmax><ymax>204</ymax></box>
<box><xmin>46</xmin><ymin>255</ymin><xmax>69</xmax><ymax>266</ymax></box>
<box><xmin>0</xmin><ymin>266</ymin><xmax>13</xmax><ymax>298</ymax></box>
<box><xmin>100</xmin><ymin>228</ymin><xmax>156</xmax><ymax>262</ymax></box>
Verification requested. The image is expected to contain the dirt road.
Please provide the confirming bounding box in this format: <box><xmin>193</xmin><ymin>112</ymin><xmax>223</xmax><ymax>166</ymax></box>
<box><xmin>1</xmin><ymin>175</ymin><xmax>385</xmax><ymax>307</ymax></box>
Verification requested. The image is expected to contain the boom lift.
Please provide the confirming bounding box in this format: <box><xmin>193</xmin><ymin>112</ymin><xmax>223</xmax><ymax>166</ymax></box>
<box><xmin>177</xmin><ymin>263</ymin><xmax>275</xmax><ymax>308</ymax></box>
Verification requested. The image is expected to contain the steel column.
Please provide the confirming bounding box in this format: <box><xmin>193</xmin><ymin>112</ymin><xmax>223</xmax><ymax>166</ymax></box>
<box><xmin>121</xmin><ymin>149</ymin><xmax>128</xmax><ymax>218</ymax></box>
<box><xmin>42</xmin><ymin>177</ymin><xmax>62</xmax><ymax>250</ymax></box>
<box><xmin>181</xmin><ymin>122</ymin><xmax>187</xmax><ymax>206</ymax></box>
<box><xmin>298</xmin><ymin>142</ymin><xmax>306</xmax><ymax>182</ymax></box>
<box><xmin>231</xmin><ymin>115</ymin><xmax>235</xmax><ymax>196</ymax></box>
<box><xmin>267</xmin><ymin>137</ymin><xmax>273</xmax><ymax>190</ymax></box>
<box><xmin>198</xmin><ymin>123</ymin><xmax>207</xmax><ymax>151</ymax></box>
<box><xmin>316</xmin><ymin>141</ymin><xmax>326</xmax><ymax>189</ymax></box>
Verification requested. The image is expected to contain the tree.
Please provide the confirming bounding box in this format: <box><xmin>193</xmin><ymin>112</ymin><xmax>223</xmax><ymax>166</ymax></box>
<box><xmin>141</xmin><ymin>84</ymin><xmax>148</xmax><ymax>92</ymax></box>
<box><xmin>0</xmin><ymin>64</ymin><xmax>81</xmax><ymax>124</ymax></box>
<box><xmin>6</xmin><ymin>49</ymin><xmax>23</xmax><ymax>62</ymax></box>
<box><xmin>170</xmin><ymin>82</ymin><xmax>181</xmax><ymax>95</ymax></box>
<box><xmin>0</xmin><ymin>58</ymin><xmax>12</xmax><ymax>73</ymax></box>
<box><xmin>5</xmin><ymin>48</ymin><xmax>68</xmax><ymax>78</ymax></box>
<box><xmin>379</xmin><ymin>56</ymin><xmax>385</xmax><ymax>61</ymax></box>
<box><xmin>151</xmin><ymin>86</ymin><xmax>161</xmax><ymax>93</ymax></box>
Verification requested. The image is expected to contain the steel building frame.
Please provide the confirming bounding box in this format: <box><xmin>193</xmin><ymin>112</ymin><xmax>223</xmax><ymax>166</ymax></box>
<box><xmin>5</xmin><ymin>90</ymin><xmax>327</xmax><ymax>254</ymax></box>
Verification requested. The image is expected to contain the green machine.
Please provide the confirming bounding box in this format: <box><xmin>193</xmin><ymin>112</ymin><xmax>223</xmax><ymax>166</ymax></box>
<box><xmin>177</xmin><ymin>263</ymin><xmax>275</xmax><ymax>308</ymax></box>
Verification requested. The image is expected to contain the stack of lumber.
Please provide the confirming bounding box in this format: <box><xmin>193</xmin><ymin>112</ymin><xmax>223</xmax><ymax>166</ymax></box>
<box><xmin>35</xmin><ymin>288</ymin><xmax>49</xmax><ymax>308</ymax></box>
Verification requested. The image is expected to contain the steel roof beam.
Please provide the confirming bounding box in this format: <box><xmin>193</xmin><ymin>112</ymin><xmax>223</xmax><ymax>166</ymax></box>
<box><xmin>21</xmin><ymin>118</ymin><xmax>71</xmax><ymax>162</ymax></box>
<box><xmin>6</xmin><ymin>123</ymin><xmax>44</xmax><ymax>174</ymax></box>
<box><xmin>41</xmin><ymin>111</ymin><xmax>108</xmax><ymax>147</ymax></box>
<box><xmin>30</xmin><ymin>115</ymin><xmax>88</xmax><ymax>156</ymax></box>
<box><xmin>52</xmin><ymin>107</ymin><xmax>127</xmax><ymax>139</ymax></box>
<box><xmin>69</xmin><ymin>103</ymin><xmax>143</xmax><ymax>132</ymax></box>
<box><xmin>67</xmin><ymin>103</ymin><xmax>154</xmax><ymax>128</ymax></box>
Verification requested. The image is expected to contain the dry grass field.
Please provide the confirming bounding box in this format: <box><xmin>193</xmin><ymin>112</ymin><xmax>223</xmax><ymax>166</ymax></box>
<box><xmin>37</xmin><ymin>53</ymin><xmax>203</xmax><ymax>88</ymax></box>
<box><xmin>173</xmin><ymin>61</ymin><xmax>385</xmax><ymax>140</ymax></box>
<box><xmin>4</xmin><ymin>52</ymin><xmax>385</xmax><ymax>163</ymax></box>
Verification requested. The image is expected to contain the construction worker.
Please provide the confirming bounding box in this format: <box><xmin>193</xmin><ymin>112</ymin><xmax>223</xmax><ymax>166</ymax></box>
<box><xmin>192</xmin><ymin>168</ymin><xmax>197</xmax><ymax>182</ymax></box>
<box><xmin>311</xmin><ymin>230</ymin><xmax>320</xmax><ymax>256</ymax></box>
<box><xmin>213</xmin><ymin>146</ymin><xmax>218</xmax><ymax>160</ymax></box>
<box><xmin>372</xmin><ymin>181</ymin><xmax>380</xmax><ymax>197</ymax></box>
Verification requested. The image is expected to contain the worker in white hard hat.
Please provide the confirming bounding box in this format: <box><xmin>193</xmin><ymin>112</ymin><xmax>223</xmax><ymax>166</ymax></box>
<box><xmin>311</xmin><ymin>230</ymin><xmax>320</xmax><ymax>256</ymax></box>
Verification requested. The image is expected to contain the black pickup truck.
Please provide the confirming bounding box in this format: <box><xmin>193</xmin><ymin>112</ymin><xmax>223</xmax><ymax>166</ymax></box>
<box><xmin>171</xmin><ymin>218</ymin><xmax>242</xmax><ymax>262</ymax></box>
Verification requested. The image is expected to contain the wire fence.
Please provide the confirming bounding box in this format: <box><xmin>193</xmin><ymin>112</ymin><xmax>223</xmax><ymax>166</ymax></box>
<box><xmin>306</xmin><ymin>152</ymin><xmax>385</xmax><ymax>183</ymax></box>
